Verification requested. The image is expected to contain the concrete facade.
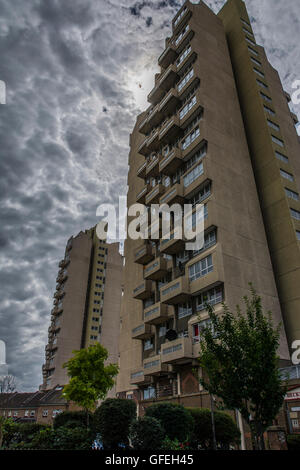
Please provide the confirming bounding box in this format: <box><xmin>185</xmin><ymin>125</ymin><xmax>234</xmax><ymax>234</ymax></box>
<box><xmin>41</xmin><ymin>226</ymin><xmax>123</xmax><ymax>390</ymax></box>
<box><xmin>116</xmin><ymin>0</ymin><xmax>293</xmax><ymax>417</ymax></box>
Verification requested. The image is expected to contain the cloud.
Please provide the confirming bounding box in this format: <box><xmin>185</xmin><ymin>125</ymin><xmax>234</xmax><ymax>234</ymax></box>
<box><xmin>0</xmin><ymin>0</ymin><xmax>299</xmax><ymax>391</ymax></box>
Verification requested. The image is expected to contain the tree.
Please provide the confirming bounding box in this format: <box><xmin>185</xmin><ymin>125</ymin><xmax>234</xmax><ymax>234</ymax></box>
<box><xmin>130</xmin><ymin>416</ymin><xmax>164</xmax><ymax>450</ymax></box>
<box><xmin>187</xmin><ymin>408</ymin><xmax>240</xmax><ymax>449</ymax></box>
<box><xmin>145</xmin><ymin>402</ymin><xmax>194</xmax><ymax>441</ymax></box>
<box><xmin>62</xmin><ymin>343</ymin><xmax>119</xmax><ymax>427</ymax></box>
<box><xmin>0</xmin><ymin>375</ymin><xmax>17</xmax><ymax>393</ymax></box>
<box><xmin>93</xmin><ymin>398</ymin><xmax>136</xmax><ymax>449</ymax></box>
<box><xmin>198</xmin><ymin>285</ymin><xmax>287</xmax><ymax>450</ymax></box>
<box><xmin>53</xmin><ymin>410</ymin><xmax>93</xmax><ymax>430</ymax></box>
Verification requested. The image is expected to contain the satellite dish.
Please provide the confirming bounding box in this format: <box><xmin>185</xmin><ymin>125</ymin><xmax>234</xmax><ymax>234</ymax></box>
<box><xmin>165</xmin><ymin>329</ymin><xmax>178</xmax><ymax>341</ymax></box>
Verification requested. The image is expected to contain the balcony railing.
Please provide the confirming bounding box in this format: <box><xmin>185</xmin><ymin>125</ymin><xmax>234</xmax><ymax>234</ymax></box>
<box><xmin>146</xmin><ymin>155</ymin><xmax>160</xmax><ymax>178</ymax></box>
<box><xmin>145</xmin><ymin>184</ymin><xmax>165</xmax><ymax>205</ymax></box>
<box><xmin>144</xmin><ymin>301</ymin><xmax>173</xmax><ymax>325</ymax></box>
<box><xmin>159</xmin><ymin>148</ymin><xmax>183</xmax><ymax>175</ymax></box>
<box><xmin>134</xmin><ymin>241</ymin><xmax>155</xmax><ymax>265</ymax></box>
<box><xmin>148</xmin><ymin>64</ymin><xmax>178</xmax><ymax>105</ymax></box>
<box><xmin>132</xmin><ymin>323</ymin><xmax>152</xmax><ymax>340</ymax></box>
<box><xmin>137</xmin><ymin>161</ymin><xmax>147</xmax><ymax>179</ymax></box>
<box><xmin>133</xmin><ymin>280</ymin><xmax>153</xmax><ymax>300</ymax></box>
<box><xmin>143</xmin><ymin>354</ymin><xmax>168</xmax><ymax>376</ymax></box>
<box><xmin>159</xmin><ymin>116</ymin><xmax>180</xmax><ymax>144</ymax></box>
<box><xmin>159</xmin><ymin>182</ymin><xmax>184</xmax><ymax>205</ymax></box>
<box><xmin>136</xmin><ymin>184</ymin><xmax>150</xmax><ymax>204</ymax></box>
<box><xmin>130</xmin><ymin>369</ymin><xmax>152</xmax><ymax>385</ymax></box>
<box><xmin>161</xmin><ymin>336</ymin><xmax>193</xmax><ymax>364</ymax></box>
<box><xmin>160</xmin><ymin>275</ymin><xmax>190</xmax><ymax>304</ymax></box>
<box><xmin>158</xmin><ymin>42</ymin><xmax>178</xmax><ymax>70</ymax></box>
<box><xmin>144</xmin><ymin>256</ymin><xmax>168</xmax><ymax>281</ymax></box>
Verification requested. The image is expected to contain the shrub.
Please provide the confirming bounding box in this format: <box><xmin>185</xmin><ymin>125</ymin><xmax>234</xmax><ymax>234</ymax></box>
<box><xmin>53</xmin><ymin>410</ymin><xmax>93</xmax><ymax>429</ymax></box>
<box><xmin>187</xmin><ymin>408</ymin><xmax>240</xmax><ymax>449</ymax></box>
<box><xmin>3</xmin><ymin>422</ymin><xmax>50</xmax><ymax>449</ymax></box>
<box><xmin>145</xmin><ymin>403</ymin><xmax>193</xmax><ymax>441</ymax></box>
<box><xmin>30</xmin><ymin>427</ymin><xmax>55</xmax><ymax>450</ymax></box>
<box><xmin>93</xmin><ymin>398</ymin><xmax>136</xmax><ymax>449</ymax></box>
<box><xmin>130</xmin><ymin>417</ymin><xmax>164</xmax><ymax>450</ymax></box>
<box><xmin>161</xmin><ymin>437</ymin><xmax>192</xmax><ymax>450</ymax></box>
<box><xmin>52</xmin><ymin>425</ymin><xmax>93</xmax><ymax>450</ymax></box>
<box><xmin>287</xmin><ymin>434</ymin><xmax>300</xmax><ymax>451</ymax></box>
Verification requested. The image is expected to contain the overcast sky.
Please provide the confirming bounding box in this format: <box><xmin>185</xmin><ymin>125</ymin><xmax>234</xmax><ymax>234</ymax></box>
<box><xmin>0</xmin><ymin>0</ymin><xmax>299</xmax><ymax>392</ymax></box>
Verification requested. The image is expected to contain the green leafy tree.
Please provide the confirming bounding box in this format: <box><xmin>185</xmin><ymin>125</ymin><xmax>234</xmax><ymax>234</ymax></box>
<box><xmin>53</xmin><ymin>410</ymin><xmax>93</xmax><ymax>429</ymax></box>
<box><xmin>130</xmin><ymin>416</ymin><xmax>164</xmax><ymax>450</ymax></box>
<box><xmin>187</xmin><ymin>408</ymin><xmax>240</xmax><ymax>449</ymax></box>
<box><xmin>198</xmin><ymin>286</ymin><xmax>287</xmax><ymax>450</ymax></box>
<box><xmin>62</xmin><ymin>343</ymin><xmax>119</xmax><ymax>426</ymax></box>
<box><xmin>145</xmin><ymin>402</ymin><xmax>193</xmax><ymax>441</ymax></box>
<box><xmin>93</xmin><ymin>398</ymin><xmax>136</xmax><ymax>449</ymax></box>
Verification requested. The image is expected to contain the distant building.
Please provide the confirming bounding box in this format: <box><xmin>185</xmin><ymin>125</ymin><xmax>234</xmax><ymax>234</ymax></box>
<box><xmin>41</xmin><ymin>226</ymin><xmax>123</xmax><ymax>392</ymax></box>
<box><xmin>0</xmin><ymin>387</ymin><xmax>81</xmax><ymax>425</ymax></box>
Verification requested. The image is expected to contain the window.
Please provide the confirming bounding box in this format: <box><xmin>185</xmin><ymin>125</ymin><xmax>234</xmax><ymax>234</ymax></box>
<box><xmin>180</xmin><ymin>95</ymin><xmax>197</xmax><ymax>120</ymax></box>
<box><xmin>143</xmin><ymin>386</ymin><xmax>156</xmax><ymax>400</ymax></box>
<box><xmin>176</xmin><ymin>45</ymin><xmax>192</xmax><ymax>67</ymax></box>
<box><xmin>296</xmin><ymin>231</ymin><xmax>300</xmax><ymax>241</ymax></box>
<box><xmin>192</xmin><ymin>229</ymin><xmax>217</xmax><ymax>256</ymax></box>
<box><xmin>182</xmin><ymin>127</ymin><xmax>200</xmax><ymax>151</ymax></box>
<box><xmin>253</xmin><ymin>68</ymin><xmax>265</xmax><ymax>78</ymax></box>
<box><xmin>174</xmin><ymin>6</ymin><xmax>187</xmax><ymax>26</ymax></box>
<box><xmin>91</xmin><ymin>325</ymin><xmax>98</xmax><ymax>331</ymax></box>
<box><xmin>243</xmin><ymin>27</ymin><xmax>254</xmax><ymax>37</ymax></box>
<box><xmin>192</xmin><ymin>319</ymin><xmax>214</xmax><ymax>343</ymax></box>
<box><xmin>188</xmin><ymin>182</ymin><xmax>211</xmax><ymax>207</ymax></box>
<box><xmin>248</xmin><ymin>45</ymin><xmax>258</xmax><ymax>56</ymax></box>
<box><xmin>267</xmin><ymin>119</ymin><xmax>280</xmax><ymax>132</ymax></box>
<box><xmin>24</xmin><ymin>410</ymin><xmax>29</xmax><ymax>417</ymax></box>
<box><xmin>178</xmin><ymin>301</ymin><xmax>192</xmax><ymax>319</ymax></box>
<box><xmin>264</xmin><ymin>105</ymin><xmax>275</xmax><ymax>116</ymax></box>
<box><xmin>13</xmin><ymin>411</ymin><xmax>18</xmax><ymax>417</ymax></box>
<box><xmin>175</xmin><ymin>23</ymin><xmax>189</xmax><ymax>46</ymax></box>
<box><xmin>291</xmin><ymin>208</ymin><xmax>300</xmax><ymax>221</ymax></box>
<box><xmin>158</xmin><ymin>326</ymin><xmax>167</xmax><ymax>337</ymax></box>
<box><xmin>285</xmin><ymin>188</ymin><xmax>299</xmax><ymax>201</ymax></box>
<box><xmin>196</xmin><ymin>286</ymin><xmax>223</xmax><ymax>311</ymax></box>
<box><xmin>52</xmin><ymin>409</ymin><xmax>63</xmax><ymax>418</ymax></box>
<box><xmin>272</xmin><ymin>135</ymin><xmax>284</xmax><ymax>147</ymax></box>
<box><xmin>292</xmin><ymin>419</ymin><xmax>299</xmax><ymax>429</ymax></box>
<box><xmin>42</xmin><ymin>410</ymin><xmax>48</xmax><ymax>417</ymax></box>
<box><xmin>260</xmin><ymin>92</ymin><xmax>272</xmax><ymax>103</ymax></box>
<box><xmin>245</xmin><ymin>36</ymin><xmax>256</xmax><ymax>47</ymax></box>
<box><xmin>90</xmin><ymin>335</ymin><xmax>97</xmax><ymax>340</ymax></box>
<box><xmin>189</xmin><ymin>254</ymin><xmax>213</xmax><ymax>282</ymax></box>
<box><xmin>185</xmin><ymin>145</ymin><xmax>207</xmax><ymax>171</ymax></box>
<box><xmin>93</xmin><ymin>308</ymin><xmax>100</xmax><ymax>313</ymax></box>
<box><xmin>257</xmin><ymin>79</ymin><xmax>268</xmax><ymax>89</ymax></box>
<box><xmin>30</xmin><ymin>411</ymin><xmax>35</xmax><ymax>417</ymax></box>
<box><xmin>183</xmin><ymin>162</ymin><xmax>203</xmax><ymax>187</ymax></box>
<box><xmin>280</xmin><ymin>169</ymin><xmax>294</xmax><ymax>182</ymax></box>
<box><xmin>251</xmin><ymin>57</ymin><xmax>261</xmax><ymax>67</ymax></box>
<box><xmin>241</xmin><ymin>18</ymin><xmax>250</xmax><ymax>27</ymax></box>
<box><xmin>178</xmin><ymin>68</ymin><xmax>194</xmax><ymax>92</ymax></box>
<box><xmin>92</xmin><ymin>317</ymin><xmax>99</xmax><ymax>322</ymax></box>
<box><xmin>185</xmin><ymin>204</ymin><xmax>208</xmax><ymax>230</ymax></box>
<box><xmin>144</xmin><ymin>339</ymin><xmax>153</xmax><ymax>351</ymax></box>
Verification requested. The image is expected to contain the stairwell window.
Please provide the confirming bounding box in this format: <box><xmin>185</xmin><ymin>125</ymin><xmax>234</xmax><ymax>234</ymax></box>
<box><xmin>275</xmin><ymin>151</ymin><xmax>289</xmax><ymax>164</ymax></box>
<box><xmin>254</xmin><ymin>68</ymin><xmax>265</xmax><ymax>78</ymax></box>
<box><xmin>272</xmin><ymin>135</ymin><xmax>284</xmax><ymax>147</ymax></box>
<box><xmin>285</xmin><ymin>188</ymin><xmax>299</xmax><ymax>201</ymax></box>
<box><xmin>243</xmin><ymin>27</ymin><xmax>254</xmax><ymax>37</ymax></box>
<box><xmin>175</xmin><ymin>24</ymin><xmax>189</xmax><ymax>46</ymax></box>
<box><xmin>183</xmin><ymin>161</ymin><xmax>203</xmax><ymax>187</ymax></box>
<box><xmin>267</xmin><ymin>120</ymin><xmax>280</xmax><ymax>132</ymax></box>
<box><xmin>178</xmin><ymin>68</ymin><xmax>194</xmax><ymax>92</ymax></box>
<box><xmin>248</xmin><ymin>45</ymin><xmax>258</xmax><ymax>56</ymax></box>
<box><xmin>280</xmin><ymin>169</ymin><xmax>294</xmax><ymax>182</ymax></box>
<box><xmin>257</xmin><ymin>79</ymin><xmax>268</xmax><ymax>89</ymax></box>
<box><xmin>189</xmin><ymin>254</ymin><xmax>213</xmax><ymax>282</ymax></box>
<box><xmin>182</xmin><ymin>126</ymin><xmax>200</xmax><ymax>151</ymax></box>
<box><xmin>296</xmin><ymin>231</ymin><xmax>300</xmax><ymax>241</ymax></box>
<box><xmin>260</xmin><ymin>92</ymin><xmax>272</xmax><ymax>102</ymax></box>
<box><xmin>291</xmin><ymin>209</ymin><xmax>300</xmax><ymax>221</ymax></box>
<box><xmin>251</xmin><ymin>57</ymin><xmax>261</xmax><ymax>67</ymax></box>
<box><xmin>176</xmin><ymin>45</ymin><xmax>192</xmax><ymax>67</ymax></box>
<box><xmin>264</xmin><ymin>105</ymin><xmax>275</xmax><ymax>116</ymax></box>
<box><xmin>245</xmin><ymin>36</ymin><xmax>256</xmax><ymax>47</ymax></box>
<box><xmin>180</xmin><ymin>95</ymin><xmax>197</xmax><ymax>120</ymax></box>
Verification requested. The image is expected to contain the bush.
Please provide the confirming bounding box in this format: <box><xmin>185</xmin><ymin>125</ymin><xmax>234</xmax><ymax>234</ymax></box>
<box><xmin>53</xmin><ymin>410</ymin><xmax>93</xmax><ymax>429</ymax></box>
<box><xmin>145</xmin><ymin>403</ymin><xmax>193</xmax><ymax>441</ymax></box>
<box><xmin>93</xmin><ymin>398</ymin><xmax>136</xmax><ymax>449</ymax></box>
<box><xmin>187</xmin><ymin>408</ymin><xmax>240</xmax><ymax>449</ymax></box>
<box><xmin>52</xmin><ymin>426</ymin><xmax>93</xmax><ymax>450</ymax></box>
<box><xmin>130</xmin><ymin>416</ymin><xmax>164</xmax><ymax>450</ymax></box>
<box><xmin>161</xmin><ymin>437</ymin><xmax>192</xmax><ymax>450</ymax></box>
<box><xmin>2</xmin><ymin>422</ymin><xmax>50</xmax><ymax>449</ymax></box>
<box><xmin>30</xmin><ymin>427</ymin><xmax>55</xmax><ymax>450</ymax></box>
<box><xmin>287</xmin><ymin>434</ymin><xmax>300</xmax><ymax>451</ymax></box>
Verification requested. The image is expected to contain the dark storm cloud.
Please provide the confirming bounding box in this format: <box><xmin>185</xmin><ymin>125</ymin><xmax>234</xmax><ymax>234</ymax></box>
<box><xmin>0</xmin><ymin>0</ymin><xmax>299</xmax><ymax>391</ymax></box>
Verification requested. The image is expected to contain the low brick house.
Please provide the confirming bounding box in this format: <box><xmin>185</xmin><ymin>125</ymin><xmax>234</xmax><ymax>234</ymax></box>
<box><xmin>0</xmin><ymin>386</ymin><xmax>81</xmax><ymax>425</ymax></box>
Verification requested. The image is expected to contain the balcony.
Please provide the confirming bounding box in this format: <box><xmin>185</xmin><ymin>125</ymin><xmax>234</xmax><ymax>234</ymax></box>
<box><xmin>148</xmin><ymin>64</ymin><xmax>178</xmax><ymax>105</ymax></box>
<box><xmin>144</xmin><ymin>302</ymin><xmax>173</xmax><ymax>325</ymax></box>
<box><xmin>144</xmin><ymin>354</ymin><xmax>168</xmax><ymax>376</ymax></box>
<box><xmin>187</xmin><ymin>250</ymin><xmax>224</xmax><ymax>296</ymax></box>
<box><xmin>145</xmin><ymin>184</ymin><xmax>165</xmax><ymax>205</ymax></box>
<box><xmin>161</xmin><ymin>337</ymin><xmax>193</xmax><ymax>364</ymax></box>
<box><xmin>183</xmin><ymin>157</ymin><xmax>210</xmax><ymax>199</ymax></box>
<box><xmin>144</xmin><ymin>256</ymin><xmax>168</xmax><ymax>281</ymax></box>
<box><xmin>291</xmin><ymin>111</ymin><xmax>299</xmax><ymax>125</ymax></box>
<box><xmin>56</xmin><ymin>270</ymin><xmax>67</xmax><ymax>284</ymax></box>
<box><xmin>159</xmin><ymin>147</ymin><xmax>183</xmax><ymax>175</ymax></box>
<box><xmin>158</xmin><ymin>42</ymin><xmax>178</xmax><ymax>70</ymax></box>
<box><xmin>181</xmin><ymin>120</ymin><xmax>207</xmax><ymax>160</ymax></box>
<box><xmin>148</xmin><ymin>104</ymin><xmax>163</xmax><ymax>130</ymax></box>
<box><xmin>134</xmin><ymin>241</ymin><xmax>155</xmax><ymax>265</ymax></box>
<box><xmin>173</xmin><ymin>24</ymin><xmax>194</xmax><ymax>54</ymax></box>
<box><xmin>146</xmin><ymin>155</ymin><xmax>160</xmax><ymax>178</ymax></box>
<box><xmin>130</xmin><ymin>369</ymin><xmax>151</xmax><ymax>385</ymax></box>
<box><xmin>160</xmin><ymin>227</ymin><xmax>186</xmax><ymax>254</ymax></box>
<box><xmin>133</xmin><ymin>280</ymin><xmax>153</xmax><ymax>300</ymax></box>
<box><xmin>159</xmin><ymin>182</ymin><xmax>185</xmax><ymax>205</ymax></box>
<box><xmin>136</xmin><ymin>184</ymin><xmax>150</xmax><ymax>204</ymax></box>
<box><xmin>147</xmin><ymin>129</ymin><xmax>160</xmax><ymax>152</ymax></box>
<box><xmin>159</xmin><ymin>116</ymin><xmax>180</xmax><ymax>144</ymax></box>
<box><xmin>58</xmin><ymin>257</ymin><xmax>70</xmax><ymax>269</ymax></box>
<box><xmin>132</xmin><ymin>323</ymin><xmax>152</xmax><ymax>340</ymax></box>
<box><xmin>137</xmin><ymin>161</ymin><xmax>147</xmax><ymax>179</ymax></box>
<box><xmin>172</xmin><ymin>5</ymin><xmax>192</xmax><ymax>34</ymax></box>
<box><xmin>160</xmin><ymin>275</ymin><xmax>190</xmax><ymax>304</ymax></box>
<box><xmin>159</xmin><ymin>88</ymin><xmax>180</xmax><ymax>118</ymax></box>
<box><xmin>138</xmin><ymin>136</ymin><xmax>149</xmax><ymax>156</ymax></box>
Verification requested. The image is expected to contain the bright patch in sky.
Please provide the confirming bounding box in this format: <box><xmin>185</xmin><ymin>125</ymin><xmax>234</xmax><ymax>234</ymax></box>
<box><xmin>125</xmin><ymin>64</ymin><xmax>159</xmax><ymax>111</ymax></box>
